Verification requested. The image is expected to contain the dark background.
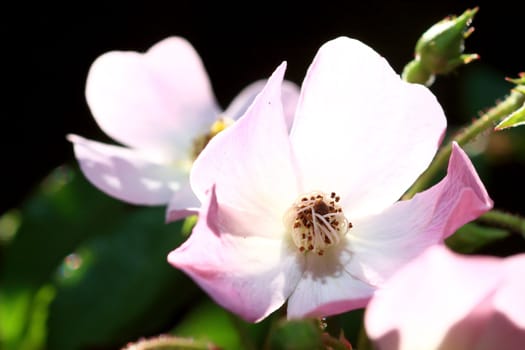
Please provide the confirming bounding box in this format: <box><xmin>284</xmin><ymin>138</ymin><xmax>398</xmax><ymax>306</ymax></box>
<box><xmin>4</xmin><ymin>0</ymin><xmax>523</xmax><ymax>215</ymax></box>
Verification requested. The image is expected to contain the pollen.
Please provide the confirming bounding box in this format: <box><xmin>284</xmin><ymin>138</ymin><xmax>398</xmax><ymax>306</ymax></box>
<box><xmin>191</xmin><ymin>116</ymin><xmax>234</xmax><ymax>160</ymax></box>
<box><xmin>285</xmin><ymin>191</ymin><xmax>352</xmax><ymax>255</ymax></box>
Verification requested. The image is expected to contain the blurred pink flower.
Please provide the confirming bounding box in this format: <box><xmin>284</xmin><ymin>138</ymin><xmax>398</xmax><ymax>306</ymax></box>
<box><xmin>167</xmin><ymin>37</ymin><xmax>493</xmax><ymax>322</ymax></box>
<box><xmin>365</xmin><ymin>245</ymin><xmax>525</xmax><ymax>350</ymax></box>
<box><xmin>68</xmin><ymin>37</ymin><xmax>299</xmax><ymax>221</ymax></box>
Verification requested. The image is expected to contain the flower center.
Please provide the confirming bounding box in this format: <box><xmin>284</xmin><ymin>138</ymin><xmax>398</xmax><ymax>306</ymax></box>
<box><xmin>285</xmin><ymin>191</ymin><xmax>352</xmax><ymax>256</ymax></box>
<box><xmin>191</xmin><ymin>116</ymin><xmax>234</xmax><ymax>160</ymax></box>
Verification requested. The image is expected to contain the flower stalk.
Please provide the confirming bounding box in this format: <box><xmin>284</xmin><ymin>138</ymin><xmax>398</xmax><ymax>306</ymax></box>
<box><xmin>403</xmin><ymin>88</ymin><xmax>525</xmax><ymax>199</ymax></box>
<box><xmin>479</xmin><ymin>210</ymin><xmax>525</xmax><ymax>238</ymax></box>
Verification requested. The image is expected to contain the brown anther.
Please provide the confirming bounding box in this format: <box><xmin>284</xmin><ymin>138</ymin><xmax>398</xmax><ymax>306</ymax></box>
<box><xmin>313</xmin><ymin>200</ymin><xmax>330</xmax><ymax>216</ymax></box>
<box><xmin>287</xmin><ymin>191</ymin><xmax>352</xmax><ymax>256</ymax></box>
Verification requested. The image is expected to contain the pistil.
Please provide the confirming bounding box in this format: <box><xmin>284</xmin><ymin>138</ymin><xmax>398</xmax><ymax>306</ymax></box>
<box><xmin>286</xmin><ymin>191</ymin><xmax>352</xmax><ymax>255</ymax></box>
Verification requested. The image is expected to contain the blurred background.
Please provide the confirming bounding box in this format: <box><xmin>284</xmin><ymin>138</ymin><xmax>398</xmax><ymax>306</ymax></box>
<box><xmin>3</xmin><ymin>0</ymin><xmax>523</xmax><ymax>214</ymax></box>
<box><xmin>2</xmin><ymin>1</ymin><xmax>524</xmax><ymax>349</ymax></box>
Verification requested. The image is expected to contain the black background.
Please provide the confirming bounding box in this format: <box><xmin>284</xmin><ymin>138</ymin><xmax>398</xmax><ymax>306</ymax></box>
<box><xmin>3</xmin><ymin>0</ymin><xmax>523</xmax><ymax>215</ymax></box>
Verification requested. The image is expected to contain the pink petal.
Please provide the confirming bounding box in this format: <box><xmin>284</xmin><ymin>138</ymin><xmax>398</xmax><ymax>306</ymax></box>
<box><xmin>287</xmin><ymin>239</ymin><xmax>375</xmax><ymax>319</ymax></box>
<box><xmin>495</xmin><ymin>255</ymin><xmax>525</xmax><ymax>328</ymax></box>
<box><xmin>290</xmin><ymin>37</ymin><xmax>446</xmax><ymax>217</ymax></box>
<box><xmin>86</xmin><ymin>36</ymin><xmax>220</xmax><ymax>159</ymax></box>
<box><xmin>364</xmin><ymin>246</ymin><xmax>501</xmax><ymax>349</ymax></box>
<box><xmin>223</xmin><ymin>79</ymin><xmax>300</xmax><ymax>130</ymax></box>
<box><xmin>68</xmin><ymin>134</ymin><xmax>186</xmax><ymax>205</ymax></box>
<box><xmin>365</xmin><ymin>246</ymin><xmax>525</xmax><ymax>350</ymax></box>
<box><xmin>345</xmin><ymin>143</ymin><xmax>492</xmax><ymax>286</ymax></box>
<box><xmin>168</xmin><ymin>186</ymin><xmax>304</xmax><ymax>322</ymax></box>
<box><xmin>468</xmin><ymin>255</ymin><xmax>525</xmax><ymax>349</ymax></box>
<box><xmin>190</xmin><ymin>63</ymin><xmax>300</xmax><ymax>238</ymax></box>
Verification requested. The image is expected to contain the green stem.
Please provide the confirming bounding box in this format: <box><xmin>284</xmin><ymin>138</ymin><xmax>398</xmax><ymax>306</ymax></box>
<box><xmin>478</xmin><ymin>209</ymin><xmax>525</xmax><ymax>238</ymax></box>
<box><xmin>402</xmin><ymin>60</ymin><xmax>435</xmax><ymax>86</ymax></box>
<box><xmin>122</xmin><ymin>335</ymin><xmax>218</xmax><ymax>350</ymax></box>
<box><xmin>403</xmin><ymin>89</ymin><xmax>525</xmax><ymax>199</ymax></box>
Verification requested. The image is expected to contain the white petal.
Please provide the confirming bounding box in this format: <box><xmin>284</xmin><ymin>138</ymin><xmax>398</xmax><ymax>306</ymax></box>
<box><xmin>190</xmin><ymin>63</ymin><xmax>300</xmax><ymax>238</ymax></box>
<box><xmin>165</xmin><ymin>184</ymin><xmax>201</xmax><ymax>222</ymax></box>
<box><xmin>224</xmin><ymin>79</ymin><xmax>300</xmax><ymax>130</ymax></box>
<box><xmin>86</xmin><ymin>37</ymin><xmax>220</xmax><ymax>159</ymax></box>
<box><xmin>287</xmin><ymin>239</ymin><xmax>375</xmax><ymax>319</ymax></box>
<box><xmin>223</xmin><ymin>80</ymin><xmax>267</xmax><ymax>120</ymax></box>
<box><xmin>291</xmin><ymin>37</ymin><xmax>446</xmax><ymax>217</ymax></box>
<box><xmin>345</xmin><ymin>144</ymin><xmax>492</xmax><ymax>286</ymax></box>
<box><xmin>69</xmin><ymin>134</ymin><xmax>185</xmax><ymax>205</ymax></box>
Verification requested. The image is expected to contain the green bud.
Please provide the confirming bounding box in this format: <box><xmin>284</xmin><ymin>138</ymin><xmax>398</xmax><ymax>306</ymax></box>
<box><xmin>402</xmin><ymin>8</ymin><xmax>479</xmax><ymax>86</ymax></box>
<box><xmin>415</xmin><ymin>7</ymin><xmax>479</xmax><ymax>75</ymax></box>
<box><xmin>416</xmin><ymin>7</ymin><xmax>479</xmax><ymax>74</ymax></box>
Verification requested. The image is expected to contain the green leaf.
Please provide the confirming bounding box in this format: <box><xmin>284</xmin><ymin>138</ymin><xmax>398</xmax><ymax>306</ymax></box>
<box><xmin>173</xmin><ymin>299</ymin><xmax>254</xmax><ymax>350</ymax></box>
<box><xmin>1</xmin><ymin>166</ymin><xmax>129</xmax><ymax>288</ymax></box>
<box><xmin>0</xmin><ymin>210</ymin><xmax>22</xmax><ymax>245</ymax></box>
<box><xmin>46</xmin><ymin>208</ymin><xmax>200</xmax><ymax>350</ymax></box>
<box><xmin>495</xmin><ymin>103</ymin><xmax>525</xmax><ymax>130</ymax></box>
<box><xmin>446</xmin><ymin>222</ymin><xmax>510</xmax><ymax>254</ymax></box>
<box><xmin>1</xmin><ymin>164</ymin><xmax>202</xmax><ymax>350</ymax></box>
<box><xmin>0</xmin><ymin>166</ymin><xmax>129</xmax><ymax>349</ymax></box>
